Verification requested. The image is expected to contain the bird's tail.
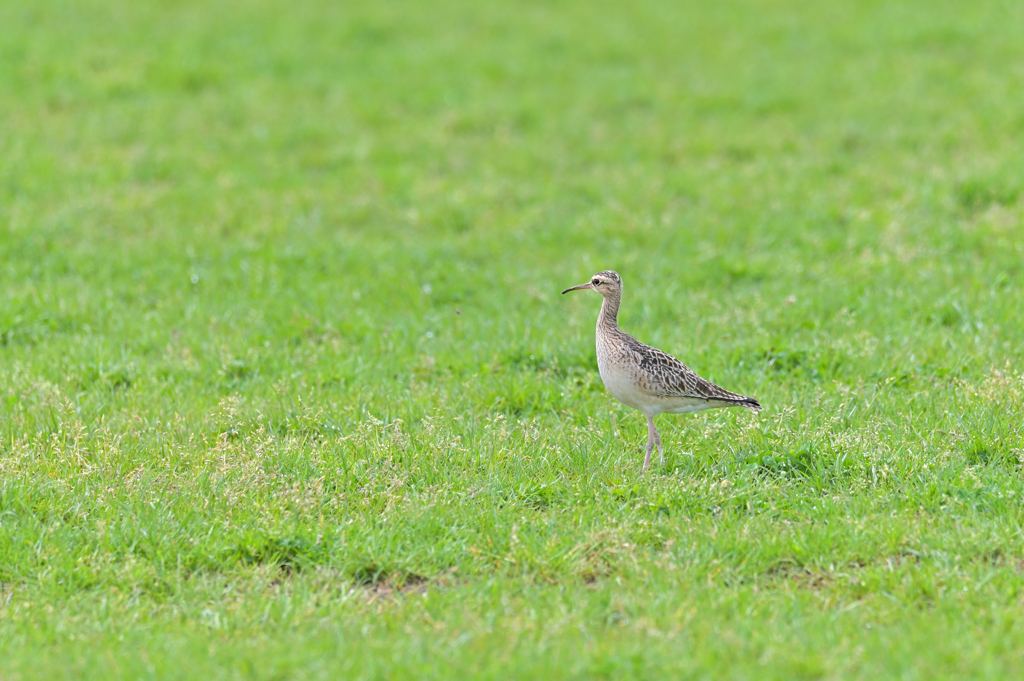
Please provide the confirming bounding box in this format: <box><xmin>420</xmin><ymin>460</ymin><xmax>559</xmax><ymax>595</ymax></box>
<box><xmin>734</xmin><ymin>397</ymin><xmax>762</xmax><ymax>412</ymax></box>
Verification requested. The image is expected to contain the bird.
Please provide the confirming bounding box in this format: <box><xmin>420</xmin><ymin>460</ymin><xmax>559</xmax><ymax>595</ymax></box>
<box><xmin>562</xmin><ymin>270</ymin><xmax>761</xmax><ymax>472</ymax></box>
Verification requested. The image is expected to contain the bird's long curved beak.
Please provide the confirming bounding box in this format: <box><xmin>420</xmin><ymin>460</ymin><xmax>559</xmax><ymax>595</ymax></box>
<box><xmin>561</xmin><ymin>282</ymin><xmax>594</xmax><ymax>294</ymax></box>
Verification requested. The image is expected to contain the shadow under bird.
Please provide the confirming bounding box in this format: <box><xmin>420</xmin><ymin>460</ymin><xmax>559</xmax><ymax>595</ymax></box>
<box><xmin>563</xmin><ymin>270</ymin><xmax>762</xmax><ymax>471</ymax></box>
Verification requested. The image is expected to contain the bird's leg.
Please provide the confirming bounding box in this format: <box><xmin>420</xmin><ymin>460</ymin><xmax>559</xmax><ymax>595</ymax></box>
<box><xmin>643</xmin><ymin>414</ymin><xmax>657</xmax><ymax>472</ymax></box>
<box><xmin>653</xmin><ymin>422</ymin><xmax>663</xmax><ymax>465</ymax></box>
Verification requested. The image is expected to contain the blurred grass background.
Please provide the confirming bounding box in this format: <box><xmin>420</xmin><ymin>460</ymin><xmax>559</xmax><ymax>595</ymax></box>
<box><xmin>2</xmin><ymin>0</ymin><xmax>1024</xmax><ymax>678</ymax></box>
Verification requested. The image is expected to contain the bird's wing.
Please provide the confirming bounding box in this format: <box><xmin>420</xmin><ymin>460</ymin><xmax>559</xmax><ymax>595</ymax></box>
<box><xmin>629</xmin><ymin>342</ymin><xmax>759</xmax><ymax>406</ymax></box>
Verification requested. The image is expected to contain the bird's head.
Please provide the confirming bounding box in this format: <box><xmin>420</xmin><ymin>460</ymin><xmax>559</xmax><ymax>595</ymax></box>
<box><xmin>561</xmin><ymin>270</ymin><xmax>622</xmax><ymax>298</ymax></box>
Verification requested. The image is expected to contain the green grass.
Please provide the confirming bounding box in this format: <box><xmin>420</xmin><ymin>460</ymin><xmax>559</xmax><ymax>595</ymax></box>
<box><xmin>3</xmin><ymin>0</ymin><xmax>1024</xmax><ymax>677</ymax></box>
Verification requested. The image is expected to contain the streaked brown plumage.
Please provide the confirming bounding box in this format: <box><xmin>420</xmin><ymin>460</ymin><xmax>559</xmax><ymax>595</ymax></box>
<box><xmin>563</xmin><ymin>270</ymin><xmax>761</xmax><ymax>471</ymax></box>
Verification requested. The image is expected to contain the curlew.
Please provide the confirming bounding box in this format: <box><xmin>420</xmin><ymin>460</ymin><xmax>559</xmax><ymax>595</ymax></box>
<box><xmin>563</xmin><ymin>270</ymin><xmax>762</xmax><ymax>471</ymax></box>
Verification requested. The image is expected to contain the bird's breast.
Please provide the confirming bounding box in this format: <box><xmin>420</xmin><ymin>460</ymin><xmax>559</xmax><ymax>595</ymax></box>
<box><xmin>596</xmin><ymin>340</ymin><xmax>652</xmax><ymax>412</ymax></box>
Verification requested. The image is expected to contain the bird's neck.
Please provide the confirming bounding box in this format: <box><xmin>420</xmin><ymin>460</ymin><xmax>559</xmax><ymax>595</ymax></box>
<box><xmin>597</xmin><ymin>293</ymin><xmax>620</xmax><ymax>330</ymax></box>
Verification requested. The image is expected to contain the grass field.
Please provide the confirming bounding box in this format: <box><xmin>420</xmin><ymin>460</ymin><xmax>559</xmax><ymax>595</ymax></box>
<box><xmin>3</xmin><ymin>0</ymin><xmax>1024</xmax><ymax>677</ymax></box>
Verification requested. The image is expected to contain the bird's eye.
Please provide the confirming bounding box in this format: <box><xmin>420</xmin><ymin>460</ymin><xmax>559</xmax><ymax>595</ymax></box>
<box><xmin>592</xmin><ymin>278</ymin><xmax>600</xmax><ymax>286</ymax></box>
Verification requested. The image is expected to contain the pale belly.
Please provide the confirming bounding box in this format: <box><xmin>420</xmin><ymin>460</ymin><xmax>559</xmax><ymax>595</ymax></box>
<box><xmin>597</xmin><ymin>350</ymin><xmax>719</xmax><ymax>416</ymax></box>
